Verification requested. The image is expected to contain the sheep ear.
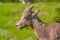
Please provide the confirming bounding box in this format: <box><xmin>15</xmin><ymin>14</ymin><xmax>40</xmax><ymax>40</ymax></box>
<box><xmin>32</xmin><ymin>10</ymin><xmax>40</xmax><ymax>17</ymax></box>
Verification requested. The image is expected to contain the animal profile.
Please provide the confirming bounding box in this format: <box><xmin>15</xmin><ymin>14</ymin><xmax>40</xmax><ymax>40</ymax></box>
<box><xmin>16</xmin><ymin>3</ymin><xmax>60</xmax><ymax>40</ymax></box>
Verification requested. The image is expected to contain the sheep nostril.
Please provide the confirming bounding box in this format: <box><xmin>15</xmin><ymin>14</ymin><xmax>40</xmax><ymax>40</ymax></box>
<box><xmin>16</xmin><ymin>25</ymin><xmax>19</xmax><ymax>27</ymax></box>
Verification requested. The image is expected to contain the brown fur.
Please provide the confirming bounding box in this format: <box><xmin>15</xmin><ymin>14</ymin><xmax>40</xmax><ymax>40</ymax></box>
<box><xmin>32</xmin><ymin>16</ymin><xmax>60</xmax><ymax>40</ymax></box>
<box><xmin>16</xmin><ymin>3</ymin><xmax>60</xmax><ymax>40</ymax></box>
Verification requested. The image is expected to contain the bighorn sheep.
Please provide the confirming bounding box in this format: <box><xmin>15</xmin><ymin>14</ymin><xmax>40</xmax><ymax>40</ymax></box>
<box><xmin>16</xmin><ymin>3</ymin><xmax>60</xmax><ymax>40</ymax></box>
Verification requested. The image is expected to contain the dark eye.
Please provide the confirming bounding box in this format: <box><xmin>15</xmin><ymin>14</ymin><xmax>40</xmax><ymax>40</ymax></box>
<box><xmin>20</xmin><ymin>24</ymin><xmax>22</xmax><ymax>25</ymax></box>
<box><xmin>23</xmin><ymin>17</ymin><xmax>26</xmax><ymax>20</ymax></box>
<box><xmin>24</xmin><ymin>17</ymin><xmax>29</xmax><ymax>20</ymax></box>
<box><xmin>24</xmin><ymin>17</ymin><xmax>27</xmax><ymax>18</ymax></box>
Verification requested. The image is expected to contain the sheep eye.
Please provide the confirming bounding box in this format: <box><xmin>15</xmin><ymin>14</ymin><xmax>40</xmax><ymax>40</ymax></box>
<box><xmin>23</xmin><ymin>17</ymin><xmax>27</xmax><ymax>20</ymax></box>
<box><xmin>24</xmin><ymin>17</ymin><xmax>27</xmax><ymax>18</ymax></box>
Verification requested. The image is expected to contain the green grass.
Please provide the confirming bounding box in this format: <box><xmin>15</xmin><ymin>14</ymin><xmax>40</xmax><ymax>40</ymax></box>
<box><xmin>0</xmin><ymin>3</ymin><xmax>60</xmax><ymax>40</ymax></box>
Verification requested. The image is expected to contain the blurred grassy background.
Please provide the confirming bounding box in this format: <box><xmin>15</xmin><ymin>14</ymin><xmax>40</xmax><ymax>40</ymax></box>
<box><xmin>0</xmin><ymin>3</ymin><xmax>60</xmax><ymax>40</ymax></box>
